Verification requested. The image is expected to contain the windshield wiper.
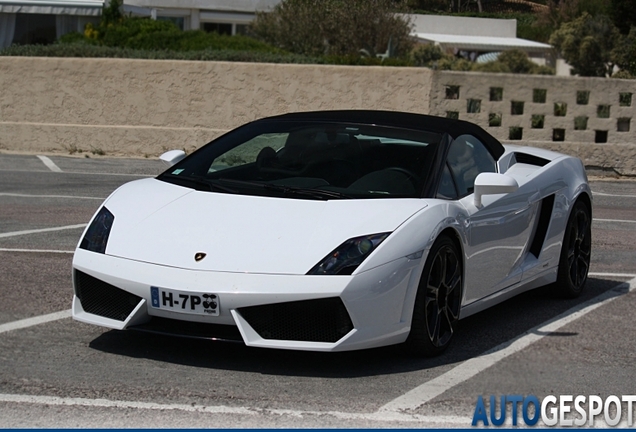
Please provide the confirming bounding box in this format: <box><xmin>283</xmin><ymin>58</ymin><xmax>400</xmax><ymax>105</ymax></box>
<box><xmin>267</xmin><ymin>186</ymin><xmax>352</xmax><ymax>200</ymax></box>
<box><xmin>216</xmin><ymin>179</ymin><xmax>351</xmax><ymax>200</ymax></box>
<box><xmin>160</xmin><ymin>174</ymin><xmax>238</xmax><ymax>194</ymax></box>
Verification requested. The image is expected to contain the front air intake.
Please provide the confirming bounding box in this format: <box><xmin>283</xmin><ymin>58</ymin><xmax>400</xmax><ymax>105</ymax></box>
<box><xmin>238</xmin><ymin>297</ymin><xmax>354</xmax><ymax>343</ymax></box>
<box><xmin>74</xmin><ymin>270</ymin><xmax>142</xmax><ymax>321</ymax></box>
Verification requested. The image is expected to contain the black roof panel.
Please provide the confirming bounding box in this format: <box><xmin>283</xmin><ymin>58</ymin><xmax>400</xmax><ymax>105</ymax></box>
<box><xmin>260</xmin><ymin>110</ymin><xmax>505</xmax><ymax>160</ymax></box>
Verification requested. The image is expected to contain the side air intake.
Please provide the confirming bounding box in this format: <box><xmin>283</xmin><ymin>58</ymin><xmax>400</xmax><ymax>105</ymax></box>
<box><xmin>238</xmin><ymin>297</ymin><xmax>354</xmax><ymax>343</ymax></box>
<box><xmin>529</xmin><ymin>194</ymin><xmax>555</xmax><ymax>258</ymax></box>
<box><xmin>74</xmin><ymin>270</ymin><xmax>142</xmax><ymax>321</ymax></box>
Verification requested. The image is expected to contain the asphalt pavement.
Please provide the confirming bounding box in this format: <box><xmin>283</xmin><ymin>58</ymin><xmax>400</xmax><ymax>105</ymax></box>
<box><xmin>0</xmin><ymin>154</ymin><xmax>635</xmax><ymax>428</ymax></box>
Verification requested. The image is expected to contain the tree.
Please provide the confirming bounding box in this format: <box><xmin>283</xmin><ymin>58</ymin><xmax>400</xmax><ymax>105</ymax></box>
<box><xmin>537</xmin><ymin>0</ymin><xmax>581</xmax><ymax>30</ymax></box>
<box><xmin>550</xmin><ymin>13</ymin><xmax>620</xmax><ymax>76</ymax></box>
<box><xmin>405</xmin><ymin>0</ymin><xmax>448</xmax><ymax>11</ymax></box>
<box><xmin>250</xmin><ymin>0</ymin><xmax>414</xmax><ymax>57</ymax></box>
<box><xmin>610</xmin><ymin>0</ymin><xmax>636</xmax><ymax>35</ymax></box>
<box><xmin>612</xmin><ymin>26</ymin><xmax>636</xmax><ymax>77</ymax></box>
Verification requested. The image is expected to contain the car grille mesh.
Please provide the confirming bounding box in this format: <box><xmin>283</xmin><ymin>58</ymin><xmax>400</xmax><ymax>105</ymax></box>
<box><xmin>74</xmin><ymin>270</ymin><xmax>142</xmax><ymax>321</ymax></box>
<box><xmin>238</xmin><ymin>297</ymin><xmax>353</xmax><ymax>343</ymax></box>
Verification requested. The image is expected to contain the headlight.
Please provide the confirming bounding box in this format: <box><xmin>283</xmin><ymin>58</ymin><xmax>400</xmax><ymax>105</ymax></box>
<box><xmin>308</xmin><ymin>233</ymin><xmax>391</xmax><ymax>275</ymax></box>
<box><xmin>79</xmin><ymin>207</ymin><xmax>114</xmax><ymax>254</ymax></box>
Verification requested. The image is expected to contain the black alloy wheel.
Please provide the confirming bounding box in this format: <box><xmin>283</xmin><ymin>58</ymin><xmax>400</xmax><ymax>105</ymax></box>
<box><xmin>406</xmin><ymin>235</ymin><xmax>462</xmax><ymax>357</ymax></box>
<box><xmin>556</xmin><ymin>200</ymin><xmax>592</xmax><ymax>298</ymax></box>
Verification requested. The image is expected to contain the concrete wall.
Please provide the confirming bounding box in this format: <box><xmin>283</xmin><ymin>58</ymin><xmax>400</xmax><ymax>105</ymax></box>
<box><xmin>0</xmin><ymin>57</ymin><xmax>432</xmax><ymax>157</ymax></box>
<box><xmin>430</xmin><ymin>71</ymin><xmax>636</xmax><ymax>175</ymax></box>
<box><xmin>0</xmin><ymin>56</ymin><xmax>635</xmax><ymax>175</ymax></box>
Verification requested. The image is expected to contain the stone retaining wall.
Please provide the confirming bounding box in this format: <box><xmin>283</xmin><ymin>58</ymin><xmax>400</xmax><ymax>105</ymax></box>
<box><xmin>1</xmin><ymin>57</ymin><xmax>634</xmax><ymax>175</ymax></box>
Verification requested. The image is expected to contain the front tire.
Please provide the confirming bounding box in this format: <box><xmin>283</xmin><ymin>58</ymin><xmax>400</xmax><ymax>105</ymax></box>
<box><xmin>406</xmin><ymin>235</ymin><xmax>462</xmax><ymax>357</ymax></box>
<box><xmin>555</xmin><ymin>200</ymin><xmax>591</xmax><ymax>298</ymax></box>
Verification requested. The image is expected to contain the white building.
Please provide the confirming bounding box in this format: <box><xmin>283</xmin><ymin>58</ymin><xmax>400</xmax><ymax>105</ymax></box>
<box><xmin>0</xmin><ymin>0</ymin><xmax>281</xmax><ymax>48</ymax></box>
<box><xmin>409</xmin><ymin>14</ymin><xmax>553</xmax><ymax>65</ymax></box>
<box><xmin>0</xmin><ymin>0</ymin><xmax>103</xmax><ymax>47</ymax></box>
<box><xmin>123</xmin><ymin>0</ymin><xmax>280</xmax><ymax>34</ymax></box>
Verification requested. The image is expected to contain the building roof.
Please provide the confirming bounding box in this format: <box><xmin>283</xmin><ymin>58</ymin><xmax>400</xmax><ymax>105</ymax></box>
<box><xmin>413</xmin><ymin>32</ymin><xmax>553</xmax><ymax>53</ymax></box>
<box><xmin>123</xmin><ymin>0</ymin><xmax>280</xmax><ymax>13</ymax></box>
<box><xmin>0</xmin><ymin>0</ymin><xmax>103</xmax><ymax>15</ymax></box>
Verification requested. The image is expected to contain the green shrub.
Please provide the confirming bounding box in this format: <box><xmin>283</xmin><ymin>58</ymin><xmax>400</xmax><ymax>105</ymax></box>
<box><xmin>409</xmin><ymin>44</ymin><xmax>445</xmax><ymax>66</ymax></box>
<box><xmin>0</xmin><ymin>43</ymin><xmax>322</xmax><ymax>63</ymax></box>
<box><xmin>471</xmin><ymin>50</ymin><xmax>555</xmax><ymax>75</ymax></box>
<box><xmin>497</xmin><ymin>49</ymin><xmax>537</xmax><ymax>73</ymax></box>
<box><xmin>612</xmin><ymin>70</ymin><xmax>635</xmax><ymax>79</ymax></box>
<box><xmin>58</xmin><ymin>31</ymin><xmax>95</xmax><ymax>44</ymax></box>
<box><xmin>325</xmin><ymin>54</ymin><xmax>413</xmax><ymax>66</ymax></box>
<box><xmin>100</xmin><ymin>17</ymin><xmax>178</xmax><ymax>47</ymax></box>
<box><xmin>472</xmin><ymin>61</ymin><xmax>511</xmax><ymax>73</ymax></box>
<box><xmin>437</xmin><ymin>56</ymin><xmax>473</xmax><ymax>71</ymax></box>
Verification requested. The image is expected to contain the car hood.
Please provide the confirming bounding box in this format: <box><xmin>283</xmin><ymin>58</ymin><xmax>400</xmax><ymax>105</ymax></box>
<box><xmin>102</xmin><ymin>178</ymin><xmax>428</xmax><ymax>274</ymax></box>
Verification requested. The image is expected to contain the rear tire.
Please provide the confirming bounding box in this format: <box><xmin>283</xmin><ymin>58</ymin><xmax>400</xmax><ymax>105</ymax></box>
<box><xmin>406</xmin><ymin>235</ymin><xmax>462</xmax><ymax>357</ymax></box>
<box><xmin>555</xmin><ymin>200</ymin><xmax>591</xmax><ymax>298</ymax></box>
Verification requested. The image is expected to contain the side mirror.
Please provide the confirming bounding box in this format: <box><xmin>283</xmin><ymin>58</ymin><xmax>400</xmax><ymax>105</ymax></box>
<box><xmin>159</xmin><ymin>150</ymin><xmax>186</xmax><ymax>167</ymax></box>
<box><xmin>474</xmin><ymin>172</ymin><xmax>518</xmax><ymax>207</ymax></box>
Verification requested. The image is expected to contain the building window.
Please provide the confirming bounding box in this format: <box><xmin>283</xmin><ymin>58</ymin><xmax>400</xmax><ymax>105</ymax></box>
<box><xmin>203</xmin><ymin>22</ymin><xmax>232</xmax><ymax>35</ymax></box>
<box><xmin>13</xmin><ymin>13</ymin><xmax>56</xmax><ymax>45</ymax></box>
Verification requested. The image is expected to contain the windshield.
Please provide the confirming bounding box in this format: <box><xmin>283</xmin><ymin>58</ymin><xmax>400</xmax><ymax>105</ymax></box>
<box><xmin>158</xmin><ymin>120</ymin><xmax>443</xmax><ymax>200</ymax></box>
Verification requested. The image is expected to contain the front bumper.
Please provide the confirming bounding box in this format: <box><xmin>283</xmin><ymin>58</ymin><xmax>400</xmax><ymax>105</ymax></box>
<box><xmin>72</xmin><ymin>248</ymin><xmax>421</xmax><ymax>352</ymax></box>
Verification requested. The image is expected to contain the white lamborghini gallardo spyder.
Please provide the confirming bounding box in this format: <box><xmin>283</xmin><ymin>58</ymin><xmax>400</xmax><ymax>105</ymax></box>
<box><xmin>72</xmin><ymin>111</ymin><xmax>592</xmax><ymax>356</ymax></box>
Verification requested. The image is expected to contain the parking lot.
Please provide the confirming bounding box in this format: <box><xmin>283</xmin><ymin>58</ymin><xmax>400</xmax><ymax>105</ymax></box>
<box><xmin>1</xmin><ymin>153</ymin><xmax>635</xmax><ymax>427</ymax></box>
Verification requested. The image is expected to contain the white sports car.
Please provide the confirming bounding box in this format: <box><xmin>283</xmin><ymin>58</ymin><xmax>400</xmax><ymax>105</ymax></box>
<box><xmin>72</xmin><ymin>111</ymin><xmax>592</xmax><ymax>356</ymax></box>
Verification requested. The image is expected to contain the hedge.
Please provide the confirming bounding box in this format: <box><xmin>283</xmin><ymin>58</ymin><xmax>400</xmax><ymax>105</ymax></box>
<box><xmin>0</xmin><ymin>43</ymin><xmax>324</xmax><ymax>64</ymax></box>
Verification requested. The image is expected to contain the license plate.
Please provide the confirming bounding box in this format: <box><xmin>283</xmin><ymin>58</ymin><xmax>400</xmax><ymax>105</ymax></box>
<box><xmin>150</xmin><ymin>286</ymin><xmax>219</xmax><ymax>316</ymax></box>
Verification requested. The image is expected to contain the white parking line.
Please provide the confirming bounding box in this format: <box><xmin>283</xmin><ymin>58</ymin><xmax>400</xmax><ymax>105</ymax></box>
<box><xmin>0</xmin><ymin>248</ymin><xmax>74</xmax><ymax>254</ymax></box>
<box><xmin>0</xmin><ymin>193</ymin><xmax>103</xmax><ymax>200</ymax></box>
<box><xmin>379</xmin><ymin>276</ymin><xmax>636</xmax><ymax>413</ymax></box>
<box><xmin>36</xmin><ymin>155</ymin><xmax>62</xmax><ymax>173</ymax></box>
<box><xmin>0</xmin><ymin>168</ymin><xmax>153</xmax><ymax>177</ymax></box>
<box><xmin>0</xmin><ymin>393</ymin><xmax>468</xmax><ymax>426</ymax></box>
<box><xmin>594</xmin><ymin>218</ymin><xmax>636</xmax><ymax>224</ymax></box>
<box><xmin>593</xmin><ymin>191</ymin><xmax>636</xmax><ymax>198</ymax></box>
<box><xmin>0</xmin><ymin>310</ymin><xmax>71</xmax><ymax>335</ymax></box>
<box><xmin>0</xmin><ymin>224</ymin><xmax>87</xmax><ymax>239</ymax></box>
<box><xmin>589</xmin><ymin>272</ymin><xmax>636</xmax><ymax>278</ymax></box>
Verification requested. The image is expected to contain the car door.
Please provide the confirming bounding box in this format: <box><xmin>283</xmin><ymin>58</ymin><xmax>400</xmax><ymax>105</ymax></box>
<box><xmin>440</xmin><ymin>135</ymin><xmax>538</xmax><ymax>305</ymax></box>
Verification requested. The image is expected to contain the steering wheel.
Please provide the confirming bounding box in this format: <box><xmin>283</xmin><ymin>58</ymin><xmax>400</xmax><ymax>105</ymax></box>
<box><xmin>385</xmin><ymin>167</ymin><xmax>422</xmax><ymax>187</ymax></box>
